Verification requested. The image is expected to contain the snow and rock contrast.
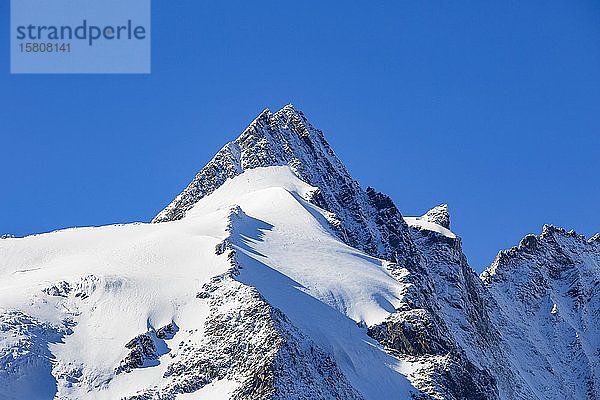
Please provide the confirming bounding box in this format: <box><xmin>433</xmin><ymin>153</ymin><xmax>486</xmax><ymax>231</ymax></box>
<box><xmin>1</xmin><ymin>105</ymin><xmax>598</xmax><ymax>399</ymax></box>
<box><xmin>152</xmin><ymin>105</ymin><xmax>419</xmax><ymax>269</ymax></box>
<box><xmin>481</xmin><ymin>226</ymin><xmax>600</xmax><ymax>399</ymax></box>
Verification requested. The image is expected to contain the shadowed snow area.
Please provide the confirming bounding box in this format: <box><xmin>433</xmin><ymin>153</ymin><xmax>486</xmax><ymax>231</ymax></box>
<box><xmin>188</xmin><ymin>166</ymin><xmax>409</xmax><ymax>326</ymax></box>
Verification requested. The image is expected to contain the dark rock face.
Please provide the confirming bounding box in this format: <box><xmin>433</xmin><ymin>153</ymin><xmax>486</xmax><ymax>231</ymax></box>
<box><xmin>116</xmin><ymin>334</ymin><xmax>159</xmax><ymax>374</ymax></box>
<box><xmin>156</xmin><ymin>322</ymin><xmax>178</xmax><ymax>340</ymax></box>
<box><xmin>116</xmin><ymin>323</ymin><xmax>178</xmax><ymax>375</ymax></box>
<box><xmin>367</xmin><ymin>211</ymin><xmax>600</xmax><ymax>400</ymax></box>
<box><xmin>481</xmin><ymin>225</ymin><xmax>600</xmax><ymax>400</ymax></box>
<box><xmin>368</xmin><ymin>309</ymin><xmax>453</xmax><ymax>357</ymax></box>
<box><xmin>434</xmin><ymin>355</ymin><xmax>498</xmax><ymax>400</ymax></box>
<box><xmin>366</xmin><ymin>187</ymin><xmax>421</xmax><ymax>267</ymax></box>
<box><xmin>397</xmin><ymin>221</ymin><xmax>508</xmax><ymax>399</ymax></box>
<box><xmin>368</xmin><ymin>224</ymin><xmax>505</xmax><ymax>400</ymax></box>
<box><xmin>43</xmin><ymin>280</ymin><xmax>72</xmax><ymax>297</ymax></box>
<box><xmin>421</xmin><ymin>204</ymin><xmax>451</xmax><ymax>229</ymax></box>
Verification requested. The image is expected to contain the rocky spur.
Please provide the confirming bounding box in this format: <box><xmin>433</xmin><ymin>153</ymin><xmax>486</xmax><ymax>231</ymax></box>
<box><xmin>15</xmin><ymin>19</ymin><xmax>147</xmax><ymax>46</ymax></box>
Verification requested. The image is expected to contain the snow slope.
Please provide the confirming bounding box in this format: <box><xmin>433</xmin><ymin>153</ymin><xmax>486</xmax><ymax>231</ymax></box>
<box><xmin>0</xmin><ymin>208</ymin><xmax>234</xmax><ymax>399</ymax></box>
<box><xmin>0</xmin><ymin>166</ymin><xmax>423</xmax><ymax>399</ymax></box>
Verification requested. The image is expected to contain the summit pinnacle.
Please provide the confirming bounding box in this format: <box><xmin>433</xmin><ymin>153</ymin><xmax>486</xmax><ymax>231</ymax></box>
<box><xmin>421</xmin><ymin>204</ymin><xmax>451</xmax><ymax>229</ymax></box>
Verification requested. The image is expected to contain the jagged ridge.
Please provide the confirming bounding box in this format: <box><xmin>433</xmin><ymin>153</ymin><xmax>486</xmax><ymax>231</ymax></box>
<box><xmin>153</xmin><ymin>105</ymin><xmax>418</xmax><ymax>267</ymax></box>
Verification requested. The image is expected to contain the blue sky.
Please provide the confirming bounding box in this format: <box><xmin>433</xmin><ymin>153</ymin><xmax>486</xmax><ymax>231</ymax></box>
<box><xmin>1</xmin><ymin>1</ymin><xmax>599</xmax><ymax>271</ymax></box>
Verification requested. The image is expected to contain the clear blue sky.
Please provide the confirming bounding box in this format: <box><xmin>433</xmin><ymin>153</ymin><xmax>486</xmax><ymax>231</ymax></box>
<box><xmin>1</xmin><ymin>1</ymin><xmax>599</xmax><ymax>271</ymax></box>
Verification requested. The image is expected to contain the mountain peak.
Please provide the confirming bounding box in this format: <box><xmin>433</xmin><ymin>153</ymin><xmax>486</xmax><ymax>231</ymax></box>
<box><xmin>420</xmin><ymin>204</ymin><xmax>450</xmax><ymax>229</ymax></box>
<box><xmin>153</xmin><ymin>105</ymin><xmax>342</xmax><ymax>224</ymax></box>
<box><xmin>483</xmin><ymin>223</ymin><xmax>598</xmax><ymax>285</ymax></box>
<box><xmin>152</xmin><ymin>106</ymin><xmax>417</xmax><ymax>264</ymax></box>
<box><xmin>277</xmin><ymin>103</ymin><xmax>299</xmax><ymax>114</ymax></box>
<box><xmin>255</xmin><ymin>107</ymin><xmax>272</xmax><ymax>120</ymax></box>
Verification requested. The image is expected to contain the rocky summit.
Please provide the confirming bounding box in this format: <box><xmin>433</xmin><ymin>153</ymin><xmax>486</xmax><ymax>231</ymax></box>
<box><xmin>1</xmin><ymin>105</ymin><xmax>598</xmax><ymax>400</ymax></box>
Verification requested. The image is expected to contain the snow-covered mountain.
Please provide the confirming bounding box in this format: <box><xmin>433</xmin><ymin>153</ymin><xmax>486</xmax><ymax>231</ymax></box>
<box><xmin>1</xmin><ymin>105</ymin><xmax>598</xmax><ymax>400</ymax></box>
